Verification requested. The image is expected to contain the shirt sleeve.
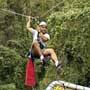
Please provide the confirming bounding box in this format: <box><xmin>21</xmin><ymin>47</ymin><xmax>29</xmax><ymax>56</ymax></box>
<box><xmin>31</xmin><ymin>28</ymin><xmax>38</xmax><ymax>41</ymax></box>
<box><xmin>44</xmin><ymin>33</ymin><xmax>50</xmax><ymax>40</ymax></box>
<box><xmin>31</xmin><ymin>28</ymin><xmax>37</xmax><ymax>34</ymax></box>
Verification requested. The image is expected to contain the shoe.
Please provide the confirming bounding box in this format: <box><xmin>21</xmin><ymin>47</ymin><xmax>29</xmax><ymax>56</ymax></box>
<box><xmin>26</xmin><ymin>51</ymin><xmax>31</xmax><ymax>58</ymax></box>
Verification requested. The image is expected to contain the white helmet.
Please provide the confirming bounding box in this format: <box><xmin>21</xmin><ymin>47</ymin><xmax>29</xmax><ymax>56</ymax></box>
<box><xmin>39</xmin><ymin>21</ymin><xmax>47</xmax><ymax>26</ymax></box>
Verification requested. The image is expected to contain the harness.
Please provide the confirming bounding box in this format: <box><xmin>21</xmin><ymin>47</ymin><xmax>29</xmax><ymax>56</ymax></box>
<box><xmin>28</xmin><ymin>32</ymin><xmax>48</xmax><ymax>60</ymax></box>
<box><xmin>37</xmin><ymin>32</ymin><xmax>47</xmax><ymax>49</ymax></box>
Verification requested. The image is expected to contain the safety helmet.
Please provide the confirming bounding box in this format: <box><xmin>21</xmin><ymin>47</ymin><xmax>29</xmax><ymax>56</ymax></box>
<box><xmin>39</xmin><ymin>21</ymin><xmax>47</xmax><ymax>26</ymax></box>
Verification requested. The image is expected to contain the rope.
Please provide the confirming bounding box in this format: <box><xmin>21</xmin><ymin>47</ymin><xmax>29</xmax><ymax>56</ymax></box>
<box><xmin>1</xmin><ymin>8</ymin><xmax>37</xmax><ymax>19</ymax></box>
<box><xmin>1</xmin><ymin>1</ymin><xmax>64</xmax><ymax>19</ymax></box>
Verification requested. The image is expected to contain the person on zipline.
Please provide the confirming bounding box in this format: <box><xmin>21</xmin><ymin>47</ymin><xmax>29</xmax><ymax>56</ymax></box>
<box><xmin>26</xmin><ymin>16</ymin><xmax>61</xmax><ymax>71</ymax></box>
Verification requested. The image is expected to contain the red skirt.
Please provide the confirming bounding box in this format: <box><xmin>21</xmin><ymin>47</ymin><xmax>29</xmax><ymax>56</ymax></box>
<box><xmin>25</xmin><ymin>58</ymin><xmax>36</xmax><ymax>87</ymax></box>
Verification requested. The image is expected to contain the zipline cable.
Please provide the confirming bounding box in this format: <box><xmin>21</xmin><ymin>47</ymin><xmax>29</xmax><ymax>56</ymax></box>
<box><xmin>1</xmin><ymin>8</ymin><xmax>37</xmax><ymax>19</ymax></box>
<box><xmin>1</xmin><ymin>1</ymin><xmax>64</xmax><ymax>19</ymax></box>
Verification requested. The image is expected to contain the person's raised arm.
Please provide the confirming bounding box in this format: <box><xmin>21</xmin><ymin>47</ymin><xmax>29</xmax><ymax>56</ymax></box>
<box><xmin>26</xmin><ymin>16</ymin><xmax>33</xmax><ymax>32</ymax></box>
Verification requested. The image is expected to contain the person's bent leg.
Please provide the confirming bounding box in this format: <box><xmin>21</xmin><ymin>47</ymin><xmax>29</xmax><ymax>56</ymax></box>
<box><xmin>32</xmin><ymin>41</ymin><xmax>44</xmax><ymax>61</ymax></box>
<box><xmin>43</xmin><ymin>48</ymin><xmax>61</xmax><ymax>67</ymax></box>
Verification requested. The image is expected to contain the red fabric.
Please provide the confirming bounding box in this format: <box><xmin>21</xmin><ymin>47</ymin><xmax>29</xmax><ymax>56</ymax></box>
<box><xmin>25</xmin><ymin>58</ymin><xmax>36</xmax><ymax>87</ymax></box>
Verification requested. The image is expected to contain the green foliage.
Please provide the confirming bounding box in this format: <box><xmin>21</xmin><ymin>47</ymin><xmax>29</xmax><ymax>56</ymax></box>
<box><xmin>0</xmin><ymin>83</ymin><xmax>16</xmax><ymax>90</ymax></box>
<box><xmin>7</xmin><ymin>40</ymin><xmax>22</xmax><ymax>49</ymax></box>
<box><xmin>0</xmin><ymin>45</ymin><xmax>21</xmax><ymax>84</ymax></box>
<box><xmin>0</xmin><ymin>0</ymin><xmax>90</xmax><ymax>89</ymax></box>
<box><xmin>47</xmin><ymin>7</ymin><xmax>90</xmax><ymax>86</ymax></box>
<box><xmin>0</xmin><ymin>45</ymin><xmax>26</xmax><ymax>90</ymax></box>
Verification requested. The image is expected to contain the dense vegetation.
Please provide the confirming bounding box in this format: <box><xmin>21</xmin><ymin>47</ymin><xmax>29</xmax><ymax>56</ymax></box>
<box><xmin>0</xmin><ymin>0</ymin><xmax>90</xmax><ymax>90</ymax></box>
